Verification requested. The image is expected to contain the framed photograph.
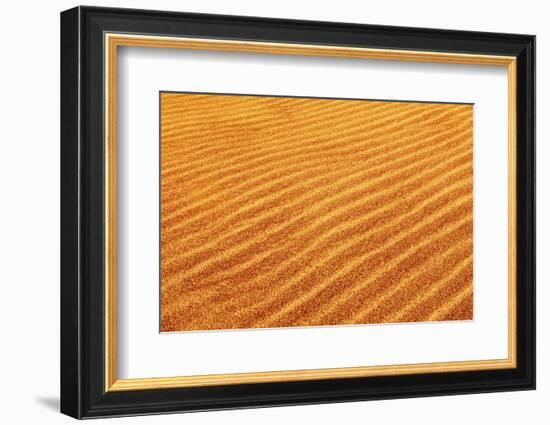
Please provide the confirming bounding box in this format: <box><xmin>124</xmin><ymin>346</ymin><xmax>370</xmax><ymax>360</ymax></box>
<box><xmin>60</xmin><ymin>6</ymin><xmax>535</xmax><ymax>419</ymax></box>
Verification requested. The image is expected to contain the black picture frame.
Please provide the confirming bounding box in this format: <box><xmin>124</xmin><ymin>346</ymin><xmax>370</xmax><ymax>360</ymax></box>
<box><xmin>61</xmin><ymin>5</ymin><xmax>535</xmax><ymax>419</ymax></box>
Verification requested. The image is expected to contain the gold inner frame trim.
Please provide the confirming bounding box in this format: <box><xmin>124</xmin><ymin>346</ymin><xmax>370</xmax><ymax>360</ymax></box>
<box><xmin>104</xmin><ymin>33</ymin><xmax>517</xmax><ymax>392</ymax></box>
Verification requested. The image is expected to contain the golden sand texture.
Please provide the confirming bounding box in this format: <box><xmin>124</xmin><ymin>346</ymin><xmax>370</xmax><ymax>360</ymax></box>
<box><xmin>160</xmin><ymin>92</ymin><xmax>473</xmax><ymax>332</ymax></box>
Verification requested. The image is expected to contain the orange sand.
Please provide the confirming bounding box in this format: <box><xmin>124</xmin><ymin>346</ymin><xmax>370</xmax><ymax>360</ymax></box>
<box><xmin>160</xmin><ymin>92</ymin><xmax>473</xmax><ymax>332</ymax></box>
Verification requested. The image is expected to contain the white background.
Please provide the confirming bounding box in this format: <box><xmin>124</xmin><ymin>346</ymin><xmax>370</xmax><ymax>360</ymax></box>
<box><xmin>118</xmin><ymin>47</ymin><xmax>508</xmax><ymax>378</ymax></box>
<box><xmin>0</xmin><ymin>1</ymin><xmax>546</xmax><ymax>424</ymax></box>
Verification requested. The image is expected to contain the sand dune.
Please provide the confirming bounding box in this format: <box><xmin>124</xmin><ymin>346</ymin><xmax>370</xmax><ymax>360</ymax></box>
<box><xmin>160</xmin><ymin>92</ymin><xmax>473</xmax><ymax>332</ymax></box>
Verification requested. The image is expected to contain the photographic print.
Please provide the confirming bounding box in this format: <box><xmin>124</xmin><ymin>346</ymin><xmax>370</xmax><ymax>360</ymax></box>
<box><xmin>160</xmin><ymin>92</ymin><xmax>474</xmax><ymax>332</ymax></box>
<box><xmin>61</xmin><ymin>7</ymin><xmax>534</xmax><ymax>418</ymax></box>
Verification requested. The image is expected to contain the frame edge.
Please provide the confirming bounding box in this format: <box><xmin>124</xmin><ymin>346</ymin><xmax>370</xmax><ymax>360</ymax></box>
<box><xmin>516</xmin><ymin>34</ymin><xmax>536</xmax><ymax>391</ymax></box>
<box><xmin>60</xmin><ymin>6</ymin><xmax>83</xmax><ymax>420</ymax></box>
